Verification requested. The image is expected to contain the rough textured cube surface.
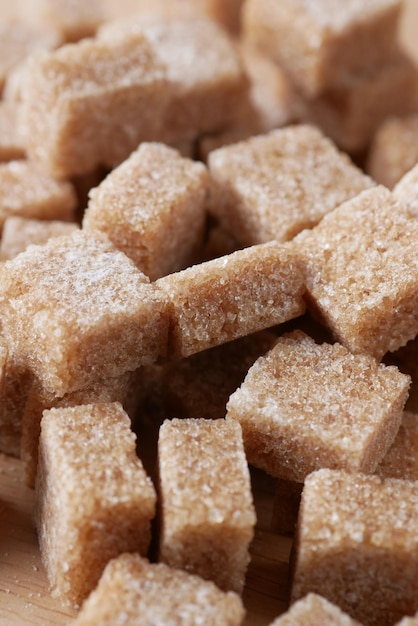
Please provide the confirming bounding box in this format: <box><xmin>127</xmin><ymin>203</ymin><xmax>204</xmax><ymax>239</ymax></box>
<box><xmin>22</xmin><ymin>370</ymin><xmax>140</xmax><ymax>488</ymax></box>
<box><xmin>99</xmin><ymin>17</ymin><xmax>247</xmax><ymax>144</ymax></box>
<box><xmin>243</xmin><ymin>0</ymin><xmax>402</xmax><ymax>97</ymax></box>
<box><xmin>226</xmin><ymin>330</ymin><xmax>409</xmax><ymax>481</ymax></box>
<box><xmin>0</xmin><ymin>230</ymin><xmax>168</xmax><ymax>396</ymax></box>
<box><xmin>375</xmin><ymin>411</ymin><xmax>418</xmax><ymax>480</ymax></box>
<box><xmin>0</xmin><ymin>160</ymin><xmax>77</xmax><ymax>231</ymax></box>
<box><xmin>293</xmin><ymin>186</ymin><xmax>418</xmax><ymax>360</ymax></box>
<box><xmin>292</xmin><ymin>469</ymin><xmax>418</xmax><ymax>626</ymax></box>
<box><xmin>158</xmin><ymin>418</ymin><xmax>256</xmax><ymax>593</ymax></box>
<box><xmin>208</xmin><ymin>125</ymin><xmax>374</xmax><ymax>247</ymax></box>
<box><xmin>270</xmin><ymin>593</ymin><xmax>363</xmax><ymax>625</ymax></box>
<box><xmin>303</xmin><ymin>52</ymin><xmax>418</xmax><ymax>154</ymax></box>
<box><xmin>83</xmin><ymin>142</ymin><xmax>209</xmax><ymax>280</ymax></box>
<box><xmin>20</xmin><ymin>32</ymin><xmax>169</xmax><ymax>177</ymax></box>
<box><xmin>35</xmin><ymin>403</ymin><xmax>156</xmax><ymax>606</ymax></box>
<box><xmin>69</xmin><ymin>553</ymin><xmax>245</xmax><ymax>626</ymax></box>
<box><xmin>368</xmin><ymin>115</ymin><xmax>418</xmax><ymax>189</ymax></box>
<box><xmin>0</xmin><ymin>216</ymin><xmax>79</xmax><ymax>261</ymax></box>
<box><xmin>156</xmin><ymin>241</ymin><xmax>306</xmax><ymax>358</ymax></box>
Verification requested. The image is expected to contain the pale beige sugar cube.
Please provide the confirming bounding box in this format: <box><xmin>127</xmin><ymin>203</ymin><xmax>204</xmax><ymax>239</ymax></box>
<box><xmin>243</xmin><ymin>0</ymin><xmax>402</xmax><ymax>98</ymax></box>
<box><xmin>368</xmin><ymin>115</ymin><xmax>418</xmax><ymax>189</ymax></box>
<box><xmin>156</xmin><ymin>241</ymin><xmax>306</xmax><ymax>358</ymax></box>
<box><xmin>27</xmin><ymin>0</ymin><xmax>105</xmax><ymax>42</ymax></box>
<box><xmin>0</xmin><ymin>160</ymin><xmax>77</xmax><ymax>232</ymax></box>
<box><xmin>208</xmin><ymin>125</ymin><xmax>374</xmax><ymax>247</ymax></box>
<box><xmin>35</xmin><ymin>402</ymin><xmax>156</xmax><ymax>606</ymax></box>
<box><xmin>83</xmin><ymin>142</ymin><xmax>209</xmax><ymax>280</ymax></box>
<box><xmin>99</xmin><ymin>18</ymin><xmax>248</xmax><ymax>144</ymax></box>
<box><xmin>393</xmin><ymin>163</ymin><xmax>418</xmax><ymax>218</ymax></box>
<box><xmin>292</xmin><ymin>469</ymin><xmax>418</xmax><ymax>626</ymax></box>
<box><xmin>0</xmin><ymin>216</ymin><xmax>79</xmax><ymax>261</ymax></box>
<box><xmin>0</xmin><ymin>19</ymin><xmax>61</xmax><ymax>92</ymax></box>
<box><xmin>292</xmin><ymin>185</ymin><xmax>418</xmax><ymax>360</ymax></box>
<box><xmin>0</xmin><ymin>230</ymin><xmax>168</xmax><ymax>396</ymax></box>
<box><xmin>304</xmin><ymin>51</ymin><xmax>418</xmax><ymax>154</ymax></box>
<box><xmin>375</xmin><ymin>411</ymin><xmax>418</xmax><ymax>480</ymax></box>
<box><xmin>226</xmin><ymin>330</ymin><xmax>409</xmax><ymax>481</ymax></box>
<box><xmin>21</xmin><ymin>369</ymin><xmax>141</xmax><ymax>488</ymax></box>
<box><xmin>269</xmin><ymin>593</ymin><xmax>363</xmax><ymax>626</ymax></box>
<box><xmin>161</xmin><ymin>331</ymin><xmax>276</xmax><ymax>419</ymax></box>
<box><xmin>19</xmin><ymin>33</ymin><xmax>169</xmax><ymax>178</ymax></box>
<box><xmin>0</xmin><ymin>102</ymin><xmax>25</xmax><ymax>161</ymax></box>
<box><xmin>158</xmin><ymin>418</ymin><xmax>255</xmax><ymax>593</ymax></box>
<box><xmin>70</xmin><ymin>553</ymin><xmax>245</xmax><ymax>626</ymax></box>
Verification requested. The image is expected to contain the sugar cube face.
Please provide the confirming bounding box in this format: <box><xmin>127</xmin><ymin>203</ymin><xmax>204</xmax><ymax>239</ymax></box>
<box><xmin>226</xmin><ymin>330</ymin><xmax>410</xmax><ymax>482</ymax></box>
<box><xmin>158</xmin><ymin>418</ymin><xmax>256</xmax><ymax>593</ymax></box>
<box><xmin>368</xmin><ymin>115</ymin><xmax>418</xmax><ymax>189</ymax></box>
<box><xmin>305</xmin><ymin>52</ymin><xmax>418</xmax><ymax>154</ymax></box>
<box><xmin>21</xmin><ymin>370</ymin><xmax>139</xmax><ymax>488</ymax></box>
<box><xmin>270</xmin><ymin>593</ymin><xmax>362</xmax><ymax>626</ymax></box>
<box><xmin>20</xmin><ymin>33</ymin><xmax>169</xmax><ymax>178</ymax></box>
<box><xmin>208</xmin><ymin>125</ymin><xmax>374</xmax><ymax>247</ymax></box>
<box><xmin>293</xmin><ymin>185</ymin><xmax>418</xmax><ymax>360</ymax></box>
<box><xmin>0</xmin><ymin>352</ymin><xmax>33</xmax><ymax>458</ymax></box>
<box><xmin>99</xmin><ymin>17</ymin><xmax>248</xmax><ymax>144</ymax></box>
<box><xmin>35</xmin><ymin>403</ymin><xmax>157</xmax><ymax>606</ymax></box>
<box><xmin>375</xmin><ymin>412</ymin><xmax>418</xmax><ymax>481</ymax></box>
<box><xmin>0</xmin><ymin>160</ymin><xmax>77</xmax><ymax>232</ymax></box>
<box><xmin>0</xmin><ymin>216</ymin><xmax>79</xmax><ymax>261</ymax></box>
<box><xmin>161</xmin><ymin>331</ymin><xmax>277</xmax><ymax>419</ymax></box>
<box><xmin>292</xmin><ymin>469</ymin><xmax>418</xmax><ymax>626</ymax></box>
<box><xmin>156</xmin><ymin>241</ymin><xmax>306</xmax><ymax>358</ymax></box>
<box><xmin>0</xmin><ymin>230</ymin><xmax>168</xmax><ymax>396</ymax></box>
<box><xmin>69</xmin><ymin>553</ymin><xmax>245</xmax><ymax>626</ymax></box>
<box><xmin>393</xmin><ymin>164</ymin><xmax>418</xmax><ymax>221</ymax></box>
<box><xmin>83</xmin><ymin>142</ymin><xmax>209</xmax><ymax>280</ymax></box>
<box><xmin>243</xmin><ymin>0</ymin><xmax>402</xmax><ymax>98</ymax></box>
<box><xmin>0</xmin><ymin>102</ymin><xmax>25</xmax><ymax>161</ymax></box>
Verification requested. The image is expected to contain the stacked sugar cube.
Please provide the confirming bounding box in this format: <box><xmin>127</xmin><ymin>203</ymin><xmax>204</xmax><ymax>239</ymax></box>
<box><xmin>1</xmin><ymin>1</ymin><xmax>418</xmax><ymax>625</ymax></box>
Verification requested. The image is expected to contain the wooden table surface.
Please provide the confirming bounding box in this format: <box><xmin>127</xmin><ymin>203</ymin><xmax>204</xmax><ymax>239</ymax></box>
<box><xmin>1</xmin><ymin>2</ymin><xmax>418</xmax><ymax>625</ymax></box>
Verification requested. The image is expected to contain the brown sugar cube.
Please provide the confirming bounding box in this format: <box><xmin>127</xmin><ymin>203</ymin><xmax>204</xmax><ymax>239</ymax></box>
<box><xmin>291</xmin><ymin>468</ymin><xmax>418</xmax><ymax>626</ymax></box>
<box><xmin>226</xmin><ymin>330</ymin><xmax>410</xmax><ymax>482</ymax></box>
<box><xmin>0</xmin><ymin>216</ymin><xmax>79</xmax><ymax>261</ymax></box>
<box><xmin>161</xmin><ymin>331</ymin><xmax>277</xmax><ymax>419</ymax></box>
<box><xmin>69</xmin><ymin>553</ymin><xmax>245</xmax><ymax>626</ymax></box>
<box><xmin>35</xmin><ymin>402</ymin><xmax>156</xmax><ymax>606</ymax></box>
<box><xmin>0</xmin><ymin>102</ymin><xmax>25</xmax><ymax>161</ymax></box>
<box><xmin>27</xmin><ymin>0</ymin><xmax>105</xmax><ymax>42</ymax></box>
<box><xmin>393</xmin><ymin>164</ymin><xmax>418</xmax><ymax>218</ymax></box>
<box><xmin>99</xmin><ymin>17</ymin><xmax>248</xmax><ymax>144</ymax></box>
<box><xmin>0</xmin><ymin>350</ymin><xmax>33</xmax><ymax>458</ymax></box>
<box><xmin>21</xmin><ymin>369</ymin><xmax>141</xmax><ymax>488</ymax></box>
<box><xmin>158</xmin><ymin>418</ymin><xmax>256</xmax><ymax>593</ymax></box>
<box><xmin>156</xmin><ymin>241</ymin><xmax>306</xmax><ymax>358</ymax></box>
<box><xmin>207</xmin><ymin>125</ymin><xmax>374</xmax><ymax>247</ymax></box>
<box><xmin>375</xmin><ymin>411</ymin><xmax>418</xmax><ymax>480</ymax></box>
<box><xmin>19</xmin><ymin>32</ymin><xmax>170</xmax><ymax>178</ymax></box>
<box><xmin>304</xmin><ymin>51</ymin><xmax>418</xmax><ymax>155</ymax></box>
<box><xmin>0</xmin><ymin>19</ymin><xmax>61</xmax><ymax>92</ymax></box>
<box><xmin>0</xmin><ymin>230</ymin><xmax>168</xmax><ymax>396</ymax></box>
<box><xmin>0</xmin><ymin>160</ymin><xmax>77</xmax><ymax>232</ymax></box>
<box><xmin>368</xmin><ymin>114</ymin><xmax>418</xmax><ymax>189</ymax></box>
<box><xmin>292</xmin><ymin>185</ymin><xmax>418</xmax><ymax>360</ymax></box>
<box><xmin>83</xmin><ymin>142</ymin><xmax>209</xmax><ymax>280</ymax></box>
<box><xmin>242</xmin><ymin>0</ymin><xmax>402</xmax><ymax>98</ymax></box>
<box><xmin>269</xmin><ymin>593</ymin><xmax>363</xmax><ymax>626</ymax></box>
